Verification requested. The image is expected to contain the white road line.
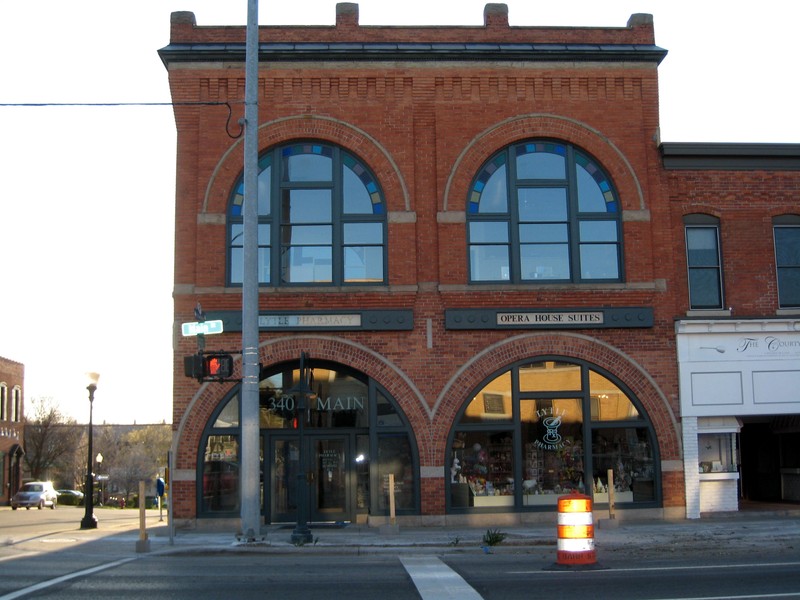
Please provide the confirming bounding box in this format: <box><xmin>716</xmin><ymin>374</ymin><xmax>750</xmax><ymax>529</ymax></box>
<box><xmin>509</xmin><ymin>560</ymin><xmax>800</xmax><ymax>575</ymax></box>
<box><xmin>0</xmin><ymin>557</ymin><xmax>137</xmax><ymax>600</ymax></box>
<box><xmin>400</xmin><ymin>555</ymin><xmax>484</xmax><ymax>600</ymax></box>
<box><xmin>652</xmin><ymin>595</ymin><xmax>800</xmax><ymax>600</ymax></box>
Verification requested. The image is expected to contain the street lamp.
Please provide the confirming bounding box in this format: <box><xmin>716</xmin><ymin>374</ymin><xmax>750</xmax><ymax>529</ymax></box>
<box><xmin>80</xmin><ymin>372</ymin><xmax>100</xmax><ymax>529</ymax></box>
<box><xmin>95</xmin><ymin>453</ymin><xmax>104</xmax><ymax>506</ymax></box>
<box><xmin>289</xmin><ymin>352</ymin><xmax>314</xmax><ymax>545</ymax></box>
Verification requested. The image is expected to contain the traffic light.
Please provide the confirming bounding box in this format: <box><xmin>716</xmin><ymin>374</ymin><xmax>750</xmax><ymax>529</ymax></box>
<box><xmin>204</xmin><ymin>353</ymin><xmax>234</xmax><ymax>379</ymax></box>
<box><xmin>184</xmin><ymin>353</ymin><xmax>235</xmax><ymax>381</ymax></box>
<box><xmin>184</xmin><ymin>354</ymin><xmax>204</xmax><ymax>380</ymax></box>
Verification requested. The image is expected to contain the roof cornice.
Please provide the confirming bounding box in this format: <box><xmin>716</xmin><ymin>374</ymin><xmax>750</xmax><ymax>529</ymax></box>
<box><xmin>661</xmin><ymin>142</ymin><xmax>800</xmax><ymax>171</ymax></box>
<box><xmin>158</xmin><ymin>41</ymin><xmax>667</xmax><ymax>67</ymax></box>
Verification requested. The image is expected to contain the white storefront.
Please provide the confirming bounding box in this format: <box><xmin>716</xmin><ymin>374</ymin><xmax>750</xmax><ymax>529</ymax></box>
<box><xmin>677</xmin><ymin>319</ymin><xmax>800</xmax><ymax>518</ymax></box>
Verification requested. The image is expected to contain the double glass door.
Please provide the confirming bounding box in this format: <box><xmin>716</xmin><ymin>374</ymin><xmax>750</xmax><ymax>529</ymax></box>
<box><xmin>270</xmin><ymin>435</ymin><xmax>350</xmax><ymax>523</ymax></box>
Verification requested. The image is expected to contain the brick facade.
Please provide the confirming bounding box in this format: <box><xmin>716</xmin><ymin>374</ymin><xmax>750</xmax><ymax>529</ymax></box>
<box><xmin>161</xmin><ymin>4</ymin><xmax>800</xmax><ymax>525</ymax></box>
<box><xmin>0</xmin><ymin>356</ymin><xmax>25</xmax><ymax>504</ymax></box>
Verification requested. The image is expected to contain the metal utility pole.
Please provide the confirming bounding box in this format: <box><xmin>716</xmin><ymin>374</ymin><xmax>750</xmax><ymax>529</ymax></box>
<box><xmin>240</xmin><ymin>0</ymin><xmax>261</xmax><ymax>540</ymax></box>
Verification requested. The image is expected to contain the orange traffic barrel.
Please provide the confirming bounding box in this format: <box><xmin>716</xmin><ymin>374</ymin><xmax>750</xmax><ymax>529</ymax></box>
<box><xmin>556</xmin><ymin>492</ymin><xmax>597</xmax><ymax>566</ymax></box>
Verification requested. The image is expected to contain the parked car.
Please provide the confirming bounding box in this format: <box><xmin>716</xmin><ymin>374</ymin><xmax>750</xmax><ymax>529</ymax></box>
<box><xmin>11</xmin><ymin>481</ymin><xmax>58</xmax><ymax>510</ymax></box>
<box><xmin>56</xmin><ymin>489</ymin><xmax>85</xmax><ymax>506</ymax></box>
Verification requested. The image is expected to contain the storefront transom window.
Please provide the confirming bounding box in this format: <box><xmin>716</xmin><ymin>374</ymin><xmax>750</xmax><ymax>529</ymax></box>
<box><xmin>448</xmin><ymin>358</ymin><xmax>659</xmax><ymax>511</ymax></box>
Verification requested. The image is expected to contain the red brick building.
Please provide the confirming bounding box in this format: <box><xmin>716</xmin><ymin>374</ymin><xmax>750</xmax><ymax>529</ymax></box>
<box><xmin>0</xmin><ymin>356</ymin><xmax>25</xmax><ymax>505</ymax></box>
<box><xmin>160</xmin><ymin>3</ymin><xmax>800</xmax><ymax>528</ymax></box>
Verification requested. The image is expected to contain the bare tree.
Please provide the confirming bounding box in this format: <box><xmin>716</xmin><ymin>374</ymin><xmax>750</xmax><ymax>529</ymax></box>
<box><xmin>23</xmin><ymin>397</ymin><xmax>83</xmax><ymax>482</ymax></box>
<box><xmin>102</xmin><ymin>424</ymin><xmax>171</xmax><ymax>504</ymax></box>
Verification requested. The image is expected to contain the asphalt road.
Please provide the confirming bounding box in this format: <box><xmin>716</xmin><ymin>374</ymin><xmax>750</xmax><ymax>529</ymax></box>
<box><xmin>3</xmin><ymin>550</ymin><xmax>800</xmax><ymax>600</ymax></box>
<box><xmin>2</xmin><ymin>506</ymin><xmax>800</xmax><ymax>599</ymax></box>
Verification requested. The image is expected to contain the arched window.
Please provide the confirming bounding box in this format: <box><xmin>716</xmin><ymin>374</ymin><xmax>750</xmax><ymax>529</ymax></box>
<box><xmin>448</xmin><ymin>358</ymin><xmax>659</xmax><ymax>511</ymax></box>
<box><xmin>227</xmin><ymin>142</ymin><xmax>387</xmax><ymax>286</ymax></box>
<box><xmin>0</xmin><ymin>384</ymin><xmax>6</xmax><ymax>421</ymax></box>
<box><xmin>198</xmin><ymin>359</ymin><xmax>418</xmax><ymax>522</ymax></box>
<box><xmin>11</xmin><ymin>386</ymin><xmax>21</xmax><ymax>422</ymax></box>
<box><xmin>467</xmin><ymin>141</ymin><xmax>622</xmax><ymax>283</ymax></box>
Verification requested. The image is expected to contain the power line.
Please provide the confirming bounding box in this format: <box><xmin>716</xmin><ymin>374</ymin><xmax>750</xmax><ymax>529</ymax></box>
<box><xmin>0</xmin><ymin>101</ymin><xmax>244</xmax><ymax>138</ymax></box>
<box><xmin>0</xmin><ymin>102</ymin><xmax>234</xmax><ymax>107</ymax></box>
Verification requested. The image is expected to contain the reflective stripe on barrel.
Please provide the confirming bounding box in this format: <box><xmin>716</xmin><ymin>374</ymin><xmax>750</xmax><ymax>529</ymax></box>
<box><xmin>556</xmin><ymin>493</ymin><xmax>597</xmax><ymax>566</ymax></box>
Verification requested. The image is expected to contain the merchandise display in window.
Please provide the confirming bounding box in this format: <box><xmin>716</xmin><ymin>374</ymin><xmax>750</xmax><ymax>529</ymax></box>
<box><xmin>449</xmin><ymin>359</ymin><xmax>660</xmax><ymax>511</ymax></box>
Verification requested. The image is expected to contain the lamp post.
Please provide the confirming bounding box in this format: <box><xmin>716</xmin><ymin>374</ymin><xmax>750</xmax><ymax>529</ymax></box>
<box><xmin>289</xmin><ymin>352</ymin><xmax>314</xmax><ymax>545</ymax></box>
<box><xmin>80</xmin><ymin>372</ymin><xmax>100</xmax><ymax>529</ymax></box>
<box><xmin>95</xmin><ymin>453</ymin><xmax>104</xmax><ymax>506</ymax></box>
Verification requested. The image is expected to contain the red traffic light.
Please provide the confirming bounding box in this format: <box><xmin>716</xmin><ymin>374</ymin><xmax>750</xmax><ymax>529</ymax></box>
<box><xmin>204</xmin><ymin>354</ymin><xmax>234</xmax><ymax>379</ymax></box>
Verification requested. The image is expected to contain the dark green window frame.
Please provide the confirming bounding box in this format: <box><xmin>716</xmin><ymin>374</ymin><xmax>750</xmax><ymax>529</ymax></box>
<box><xmin>774</xmin><ymin>215</ymin><xmax>800</xmax><ymax>308</ymax></box>
<box><xmin>684</xmin><ymin>214</ymin><xmax>724</xmax><ymax>310</ymax></box>
<box><xmin>227</xmin><ymin>142</ymin><xmax>387</xmax><ymax>287</ymax></box>
<box><xmin>467</xmin><ymin>140</ymin><xmax>623</xmax><ymax>284</ymax></box>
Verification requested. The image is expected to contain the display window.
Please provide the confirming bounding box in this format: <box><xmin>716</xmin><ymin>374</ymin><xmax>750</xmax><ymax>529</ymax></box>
<box><xmin>448</xmin><ymin>357</ymin><xmax>660</xmax><ymax>511</ymax></box>
<box><xmin>197</xmin><ymin>359</ymin><xmax>419</xmax><ymax>522</ymax></box>
<box><xmin>202</xmin><ymin>435</ymin><xmax>239</xmax><ymax>513</ymax></box>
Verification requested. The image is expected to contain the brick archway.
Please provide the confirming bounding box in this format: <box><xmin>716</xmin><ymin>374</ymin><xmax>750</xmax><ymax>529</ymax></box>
<box><xmin>443</xmin><ymin>113</ymin><xmax>645</xmax><ymax>213</ymax></box>
<box><xmin>432</xmin><ymin>332</ymin><xmax>680</xmax><ymax>465</ymax></box>
<box><xmin>202</xmin><ymin>115</ymin><xmax>409</xmax><ymax>214</ymax></box>
<box><xmin>171</xmin><ymin>334</ymin><xmax>432</xmax><ymax>519</ymax></box>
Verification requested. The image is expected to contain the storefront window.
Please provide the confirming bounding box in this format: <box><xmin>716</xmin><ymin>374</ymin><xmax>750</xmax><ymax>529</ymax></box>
<box><xmin>378</xmin><ymin>435</ymin><xmax>415</xmax><ymax>511</ymax></box>
<box><xmin>451</xmin><ymin>431</ymin><xmax>515</xmax><ymax>507</ymax></box>
<box><xmin>519</xmin><ymin>361</ymin><xmax>581</xmax><ymax>392</ymax></box>
<box><xmin>698</xmin><ymin>432</ymin><xmax>738</xmax><ymax>473</ymax></box>
<box><xmin>356</xmin><ymin>435</ymin><xmax>370</xmax><ymax>510</ymax></box>
<box><xmin>198</xmin><ymin>360</ymin><xmax>419</xmax><ymax>521</ymax></box>
<box><xmin>460</xmin><ymin>372</ymin><xmax>512</xmax><ymax>423</ymax></box>
<box><xmin>202</xmin><ymin>435</ymin><xmax>239</xmax><ymax>512</ymax></box>
<box><xmin>591</xmin><ymin>428</ymin><xmax>655</xmax><ymax>502</ymax></box>
<box><xmin>448</xmin><ymin>358</ymin><xmax>659</xmax><ymax>511</ymax></box>
<box><xmin>259</xmin><ymin>367</ymin><xmax>370</xmax><ymax>429</ymax></box>
<box><xmin>590</xmin><ymin>371</ymin><xmax>640</xmax><ymax>420</ymax></box>
<box><xmin>376</xmin><ymin>391</ymin><xmax>403</xmax><ymax>427</ymax></box>
<box><xmin>214</xmin><ymin>396</ymin><xmax>239</xmax><ymax>428</ymax></box>
<box><xmin>521</xmin><ymin>399</ymin><xmax>584</xmax><ymax>505</ymax></box>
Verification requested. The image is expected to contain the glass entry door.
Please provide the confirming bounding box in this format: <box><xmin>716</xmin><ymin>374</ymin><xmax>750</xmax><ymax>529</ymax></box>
<box><xmin>270</xmin><ymin>435</ymin><xmax>350</xmax><ymax>523</ymax></box>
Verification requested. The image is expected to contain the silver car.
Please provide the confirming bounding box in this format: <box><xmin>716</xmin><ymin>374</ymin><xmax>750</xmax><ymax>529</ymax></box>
<box><xmin>11</xmin><ymin>481</ymin><xmax>58</xmax><ymax>510</ymax></box>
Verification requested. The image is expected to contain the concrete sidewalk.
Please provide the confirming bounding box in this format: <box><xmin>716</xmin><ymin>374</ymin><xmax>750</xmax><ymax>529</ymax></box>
<box><xmin>132</xmin><ymin>509</ymin><xmax>800</xmax><ymax>559</ymax></box>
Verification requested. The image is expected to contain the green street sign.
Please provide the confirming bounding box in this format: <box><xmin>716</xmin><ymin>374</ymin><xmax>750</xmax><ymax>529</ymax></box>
<box><xmin>181</xmin><ymin>320</ymin><xmax>224</xmax><ymax>336</ymax></box>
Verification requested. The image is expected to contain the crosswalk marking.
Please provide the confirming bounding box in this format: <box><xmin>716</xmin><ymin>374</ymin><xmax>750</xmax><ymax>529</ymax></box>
<box><xmin>400</xmin><ymin>555</ymin><xmax>484</xmax><ymax>600</ymax></box>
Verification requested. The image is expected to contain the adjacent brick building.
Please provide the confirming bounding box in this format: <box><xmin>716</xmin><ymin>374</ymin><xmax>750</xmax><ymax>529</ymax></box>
<box><xmin>0</xmin><ymin>356</ymin><xmax>25</xmax><ymax>505</ymax></box>
<box><xmin>160</xmin><ymin>3</ymin><xmax>800</xmax><ymax>528</ymax></box>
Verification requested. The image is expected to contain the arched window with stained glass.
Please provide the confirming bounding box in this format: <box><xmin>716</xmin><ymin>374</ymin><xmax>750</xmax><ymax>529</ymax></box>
<box><xmin>467</xmin><ymin>140</ymin><xmax>622</xmax><ymax>284</ymax></box>
<box><xmin>228</xmin><ymin>142</ymin><xmax>387</xmax><ymax>286</ymax></box>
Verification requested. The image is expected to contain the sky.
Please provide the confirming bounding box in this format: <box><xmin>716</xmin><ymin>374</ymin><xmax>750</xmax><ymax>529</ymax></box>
<box><xmin>1</xmin><ymin>1</ymin><xmax>798</xmax><ymax>425</ymax></box>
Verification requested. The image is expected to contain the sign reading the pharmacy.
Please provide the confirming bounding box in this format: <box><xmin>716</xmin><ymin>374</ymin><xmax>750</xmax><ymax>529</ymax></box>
<box><xmin>259</xmin><ymin>314</ymin><xmax>361</xmax><ymax>328</ymax></box>
<box><xmin>204</xmin><ymin>309</ymin><xmax>414</xmax><ymax>332</ymax></box>
<box><xmin>445</xmin><ymin>307</ymin><xmax>653</xmax><ymax>330</ymax></box>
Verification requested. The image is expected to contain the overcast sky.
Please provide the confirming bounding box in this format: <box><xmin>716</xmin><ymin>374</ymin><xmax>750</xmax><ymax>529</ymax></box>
<box><xmin>1</xmin><ymin>1</ymin><xmax>797</xmax><ymax>425</ymax></box>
